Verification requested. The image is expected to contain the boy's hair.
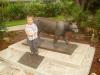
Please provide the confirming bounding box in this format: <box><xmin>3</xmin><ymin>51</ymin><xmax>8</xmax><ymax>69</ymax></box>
<box><xmin>27</xmin><ymin>15</ymin><xmax>34</xmax><ymax>19</ymax></box>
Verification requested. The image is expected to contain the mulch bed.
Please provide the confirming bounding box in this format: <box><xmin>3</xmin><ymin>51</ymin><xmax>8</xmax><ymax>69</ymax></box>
<box><xmin>0</xmin><ymin>30</ymin><xmax>100</xmax><ymax>75</ymax></box>
<box><xmin>0</xmin><ymin>30</ymin><xmax>26</xmax><ymax>51</ymax></box>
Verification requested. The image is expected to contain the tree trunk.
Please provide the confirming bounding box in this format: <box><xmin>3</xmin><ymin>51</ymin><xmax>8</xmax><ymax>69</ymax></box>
<box><xmin>75</xmin><ymin>0</ymin><xmax>96</xmax><ymax>10</ymax></box>
<box><xmin>75</xmin><ymin>0</ymin><xmax>81</xmax><ymax>6</ymax></box>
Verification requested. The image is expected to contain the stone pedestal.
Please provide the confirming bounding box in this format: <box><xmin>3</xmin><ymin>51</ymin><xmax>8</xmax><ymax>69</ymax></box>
<box><xmin>39</xmin><ymin>38</ymin><xmax>78</xmax><ymax>55</ymax></box>
<box><xmin>0</xmin><ymin>37</ymin><xmax>95</xmax><ymax>75</ymax></box>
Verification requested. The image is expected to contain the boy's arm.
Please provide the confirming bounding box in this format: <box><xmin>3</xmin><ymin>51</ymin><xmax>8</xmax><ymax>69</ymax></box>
<box><xmin>25</xmin><ymin>28</ymin><xmax>35</xmax><ymax>37</ymax></box>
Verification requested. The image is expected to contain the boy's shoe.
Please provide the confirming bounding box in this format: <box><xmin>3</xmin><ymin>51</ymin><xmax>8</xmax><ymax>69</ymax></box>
<box><xmin>30</xmin><ymin>52</ymin><xmax>34</xmax><ymax>56</ymax></box>
<box><xmin>30</xmin><ymin>50</ymin><xmax>38</xmax><ymax>56</ymax></box>
<box><xmin>34</xmin><ymin>51</ymin><xmax>38</xmax><ymax>55</ymax></box>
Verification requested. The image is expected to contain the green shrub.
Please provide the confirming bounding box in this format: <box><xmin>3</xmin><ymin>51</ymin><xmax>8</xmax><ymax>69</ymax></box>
<box><xmin>61</xmin><ymin>0</ymin><xmax>83</xmax><ymax>21</ymax></box>
<box><xmin>0</xmin><ymin>20</ymin><xmax>6</xmax><ymax>40</ymax></box>
<box><xmin>43</xmin><ymin>2</ymin><xmax>63</xmax><ymax>17</ymax></box>
<box><xmin>79</xmin><ymin>9</ymin><xmax>100</xmax><ymax>30</ymax></box>
<box><xmin>24</xmin><ymin>2</ymin><xmax>63</xmax><ymax>17</ymax></box>
<box><xmin>6</xmin><ymin>3</ymin><xmax>25</xmax><ymax>20</ymax></box>
<box><xmin>95</xmin><ymin>9</ymin><xmax>100</xmax><ymax>30</ymax></box>
<box><xmin>0</xmin><ymin>1</ymin><xmax>7</xmax><ymax>40</ymax></box>
<box><xmin>24</xmin><ymin>2</ymin><xmax>45</xmax><ymax>17</ymax></box>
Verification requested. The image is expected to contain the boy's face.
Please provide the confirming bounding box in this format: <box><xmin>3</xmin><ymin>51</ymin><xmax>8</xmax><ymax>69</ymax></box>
<box><xmin>27</xmin><ymin>17</ymin><xmax>33</xmax><ymax>25</ymax></box>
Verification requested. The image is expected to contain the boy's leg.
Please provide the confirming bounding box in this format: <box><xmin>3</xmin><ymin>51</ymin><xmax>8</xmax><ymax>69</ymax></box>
<box><xmin>28</xmin><ymin>40</ymin><xmax>35</xmax><ymax>54</ymax></box>
<box><xmin>28</xmin><ymin>38</ymin><xmax>39</xmax><ymax>55</ymax></box>
<box><xmin>33</xmin><ymin>38</ymin><xmax>39</xmax><ymax>54</ymax></box>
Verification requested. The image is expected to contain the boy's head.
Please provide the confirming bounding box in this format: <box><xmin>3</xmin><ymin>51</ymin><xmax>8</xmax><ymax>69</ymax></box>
<box><xmin>27</xmin><ymin>15</ymin><xmax>33</xmax><ymax>25</ymax></box>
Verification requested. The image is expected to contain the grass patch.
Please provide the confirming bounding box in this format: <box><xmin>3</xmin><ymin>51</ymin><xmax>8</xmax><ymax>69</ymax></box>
<box><xmin>50</xmin><ymin>15</ymin><xmax>65</xmax><ymax>20</ymax></box>
<box><xmin>5</xmin><ymin>16</ymin><xmax>65</xmax><ymax>27</ymax></box>
<box><xmin>5</xmin><ymin>19</ymin><xmax>26</xmax><ymax>27</ymax></box>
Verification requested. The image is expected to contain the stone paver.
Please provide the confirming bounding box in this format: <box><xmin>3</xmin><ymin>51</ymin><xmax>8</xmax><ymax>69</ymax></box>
<box><xmin>8</xmin><ymin>37</ymin><xmax>91</xmax><ymax>67</ymax></box>
<box><xmin>0</xmin><ymin>37</ymin><xmax>95</xmax><ymax>75</ymax></box>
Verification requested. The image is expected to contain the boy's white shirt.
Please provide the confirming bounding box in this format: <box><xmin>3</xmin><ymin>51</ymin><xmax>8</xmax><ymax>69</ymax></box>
<box><xmin>25</xmin><ymin>23</ymin><xmax>38</xmax><ymax>40</ymax></box>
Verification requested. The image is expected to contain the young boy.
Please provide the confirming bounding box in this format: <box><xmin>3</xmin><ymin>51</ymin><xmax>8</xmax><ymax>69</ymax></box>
<box><xmin>25</xmin><ymin>15</ymin><xmax>39</xmax><ymax>55</ymax></box>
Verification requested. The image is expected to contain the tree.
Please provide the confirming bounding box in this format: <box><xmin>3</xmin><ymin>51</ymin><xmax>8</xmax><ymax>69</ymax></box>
<box><xmin>0</xmin><ymin>1</ymin><xmax>7</xmax><ymax>40</ymax></box>
<box><xmin>75</xmin><ymin>0</ymin><xmax>100</xmax><ymax>11</ymax></box>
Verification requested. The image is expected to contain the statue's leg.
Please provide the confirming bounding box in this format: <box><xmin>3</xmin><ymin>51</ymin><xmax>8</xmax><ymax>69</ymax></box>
<box><xmin>64</xmin><ymin>35</ymin><xmax>70</xmax><ymax>45</ymax></box>
<box><xmin>53</xmin><ymin>23</ymin><xmax>62</xmax><ymax>47</ymax></box>
<box><xmin>53</xmin><ymin>35</ymin><xmax>59</xmax><ymax>48</ymax></box>
<box><xmin>54</xmin><ymin>35</ymin><xmax>58</xmax><ymax>44</ymax></box>
<box><xmin>64</xmin><ymin>31</ymin><xmax>73</xmax><ymax>45</ymax></box>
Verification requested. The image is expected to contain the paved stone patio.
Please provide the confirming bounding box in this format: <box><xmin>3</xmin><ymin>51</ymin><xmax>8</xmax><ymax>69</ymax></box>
<box><xmin>0</xmin><ymin>37</ymin><xmax>95</xmax><ymax>75</ymax></box>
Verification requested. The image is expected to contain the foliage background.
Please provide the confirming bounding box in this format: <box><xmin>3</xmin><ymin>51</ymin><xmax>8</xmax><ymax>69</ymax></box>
<box><xmin>0</xmin><ymin>0</ymin><xmax>100</xmax><ymax>40</ymax></box>
<box><xmin>0</xmin><ymin>1</ymin><xmax>7</xmax><ymax>40</ymax></box>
